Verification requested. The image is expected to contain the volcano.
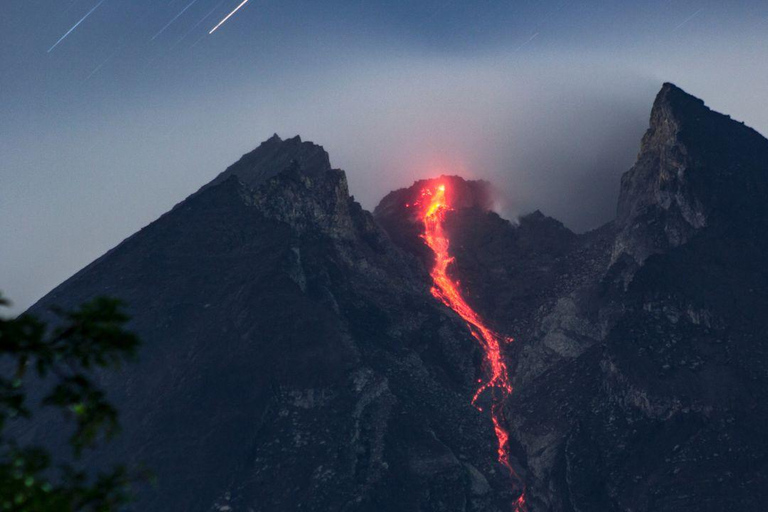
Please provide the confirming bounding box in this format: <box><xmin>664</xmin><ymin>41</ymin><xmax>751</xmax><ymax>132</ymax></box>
<box><xmin>19</xmin><ymin>84</ymin><xmax>768</xmax><ymax>511</ymax></box>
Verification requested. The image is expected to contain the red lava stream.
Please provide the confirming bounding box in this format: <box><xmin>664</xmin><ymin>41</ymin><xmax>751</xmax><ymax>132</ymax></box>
<box><xmin>414</xmin><ymin>182</ymin><xmax>527</xmax><ymax>511</ymax></box>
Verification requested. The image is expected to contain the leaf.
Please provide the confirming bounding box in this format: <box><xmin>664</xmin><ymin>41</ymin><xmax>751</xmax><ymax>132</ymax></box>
<box><xmin>0</xmin><ymin>292</ymin><xmax>145</xmax><ymax>510</ymax></box>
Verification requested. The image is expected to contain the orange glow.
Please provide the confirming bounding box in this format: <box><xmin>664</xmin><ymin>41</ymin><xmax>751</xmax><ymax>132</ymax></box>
<box><xmin>415</xmin><ymin>181</ymin><xmax>526</xmax><ymax>511</ymax></box>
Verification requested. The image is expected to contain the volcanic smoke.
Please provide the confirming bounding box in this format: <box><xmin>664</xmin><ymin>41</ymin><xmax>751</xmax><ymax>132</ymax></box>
<box><xmin>415</xmin><ymin>182</ymin><xmax>526</xmax><ymax>510</ymax></box>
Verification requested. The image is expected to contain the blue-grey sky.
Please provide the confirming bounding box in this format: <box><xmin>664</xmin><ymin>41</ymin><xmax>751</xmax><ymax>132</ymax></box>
<box><xmin>2</xmin><ymin>0</ymin><xmax>768</xmax><ymax>314</ymax></box>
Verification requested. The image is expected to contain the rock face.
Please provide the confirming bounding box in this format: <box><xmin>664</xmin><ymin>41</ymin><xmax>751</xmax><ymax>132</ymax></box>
<box><xmin>20</xmin><ymin>84</ymin><xmax>768</xmax><ymax>511</ymax></box>
<box><xmin>614</xmin><ymin>83</ymin><xmax>768</xmax><ymax>264</ymax></box>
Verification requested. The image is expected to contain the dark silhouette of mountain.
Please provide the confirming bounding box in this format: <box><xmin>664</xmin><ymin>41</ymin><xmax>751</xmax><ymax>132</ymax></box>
<box><xmin>21</xmin><ymin>84</ymin><xmax>768</xmax><ymax>511</ymax></box>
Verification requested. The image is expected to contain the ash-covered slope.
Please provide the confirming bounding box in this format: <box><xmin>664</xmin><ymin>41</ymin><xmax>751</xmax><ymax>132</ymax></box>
<box><xmin>24</xmin><ymin>136</ymin><xmax>522</xmax><ymax>511</ymax></box>
<box><xmin>374</xmin><ymin>84</ymin><xmax>768</xmax><ymax>511</ymax></box>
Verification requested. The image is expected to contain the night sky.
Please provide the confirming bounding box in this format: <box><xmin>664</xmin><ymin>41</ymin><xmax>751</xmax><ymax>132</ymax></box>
<box><xmin>2</xmin><ymin>0</ymin><xmax>768</xmax><ymax>314</ymax></box>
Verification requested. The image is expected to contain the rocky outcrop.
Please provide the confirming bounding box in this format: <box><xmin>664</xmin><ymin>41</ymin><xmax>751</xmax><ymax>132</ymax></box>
<box><xmin>202</xmin><ymin>134</ymin><xmax>333</xmax><ymax>192</ymax></box>
<box><xmin>503</xmin><ymin>85</ymin><xmax>768</xmax><ymax>511</ymax></box>
<box><xmin>614</xmin><ymin>83</ymin><xmax>768</xmax><ymax>264</ymax></box>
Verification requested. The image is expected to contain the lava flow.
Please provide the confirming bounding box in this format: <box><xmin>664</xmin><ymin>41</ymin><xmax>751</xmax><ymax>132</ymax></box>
<box><xmin>415</xmin><ymin>182</ymin><xmax>526</xmax><ymax>511</ymax></box>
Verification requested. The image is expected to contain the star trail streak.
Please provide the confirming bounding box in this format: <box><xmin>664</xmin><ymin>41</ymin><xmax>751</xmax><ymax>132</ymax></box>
<box><xmin>152</xmin><ymin>0</ymin><xmax>200</xmax><ymax>41</ymax></box>
<box><xmin>209</xmin><ymin>0</ymin><xmax>251</xmax><ymax>34</ymax></box>
<box><xmin>48</xmin><ymin>0</ymin><xmax>107</xmax><ymax>53</ymax></box>
<box><xmin>172</xmin><ymin>0</ymin><xmax>227</xmax><ymax>48</ymax></box>
<box><xmin>674</xmin><ymin>7</ymin><xmax>704</xmax><ymax>31</ymax></box>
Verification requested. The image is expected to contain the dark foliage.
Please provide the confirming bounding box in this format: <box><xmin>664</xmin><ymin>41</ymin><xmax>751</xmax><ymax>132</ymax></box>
<box><xmin>0</xmin><ymin>293</ymin><xmax>142</xmax><ymax>511</ymax></box>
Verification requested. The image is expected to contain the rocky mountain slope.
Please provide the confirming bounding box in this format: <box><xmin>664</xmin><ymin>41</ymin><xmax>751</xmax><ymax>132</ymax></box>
<box><xmin>19</xmin><ymin>83</ymin><xmax>768</xmax><ymax>511</ymax></box>
<box><xmin>375</xmin><ymin>83</ymin><xmax>768</xmax><ymax>511</ymax></box>
<box><xmin>23</xmin><ymin>136</ymin><xmax>522</xmax><ymax>511</ymax></box>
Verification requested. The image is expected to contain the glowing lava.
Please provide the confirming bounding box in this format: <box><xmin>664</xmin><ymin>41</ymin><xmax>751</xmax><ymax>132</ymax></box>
<box><xmin>415</xmin><ymin>182</ymin><xmax>526</xmax><ymax>511</ymax></box>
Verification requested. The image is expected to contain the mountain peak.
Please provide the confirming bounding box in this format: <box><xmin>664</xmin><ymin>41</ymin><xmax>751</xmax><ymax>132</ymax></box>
<box><xmin>614</xmin><ymin>83</ymin><xmax>768</xmax><ymax>264</ymax></box>
<box><xmin>201</xmin><ymin>134</ymin><xmax>331</xmax><ymax>193</ymax></box>
<box><xmin>646</xmin><ymin>83</ymin><xmax>714</xmax><ymax>138</ymax></box>
<box><xmin>653</xmin><ymin>83</ymin><xmax>705</xmax><ymax>113</ymax></box>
